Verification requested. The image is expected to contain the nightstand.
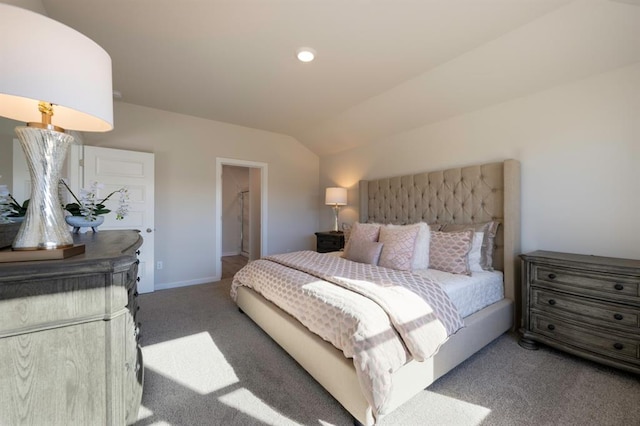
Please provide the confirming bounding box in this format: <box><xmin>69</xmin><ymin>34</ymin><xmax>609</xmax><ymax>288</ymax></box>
<box><xmin>315</xmin><ymin>231</ymin><xmax>345</xmax><ymax>253</ymax></box>
<box><xmin>519</xmin><ymin>250</ymin><xmax>640</xmax><ymax>374</ymax></box>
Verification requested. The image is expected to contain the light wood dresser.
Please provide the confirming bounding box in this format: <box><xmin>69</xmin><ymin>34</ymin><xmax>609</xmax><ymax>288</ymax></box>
<box><xmin>519</xmin><ymin>250</ymin><xmax>640</xmax><ymax>374</ymax></box>
<box><xmin>0</xmin><ymin>230</ymin><xmax>144</xmax><ymax>425</ymax></box>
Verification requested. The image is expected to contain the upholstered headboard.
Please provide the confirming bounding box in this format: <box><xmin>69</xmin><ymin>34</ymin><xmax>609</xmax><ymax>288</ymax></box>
<box><xmin>358</xmin><ymin>160</ymin><xmax>521</xmax><ymax>308</ymax></box>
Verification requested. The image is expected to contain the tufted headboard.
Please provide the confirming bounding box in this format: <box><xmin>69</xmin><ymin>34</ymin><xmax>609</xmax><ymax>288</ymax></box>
<box><xmin>358</xmin><ymin>160</ymin><xmax>521</xmax><ymax>308</ymax></box>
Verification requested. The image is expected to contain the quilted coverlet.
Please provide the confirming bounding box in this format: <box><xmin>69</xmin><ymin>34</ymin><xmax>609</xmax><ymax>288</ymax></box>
<box><xmin>231</xmin><ymin>251</ymin><xmax>464</xmax><ymax>417</ymax></box>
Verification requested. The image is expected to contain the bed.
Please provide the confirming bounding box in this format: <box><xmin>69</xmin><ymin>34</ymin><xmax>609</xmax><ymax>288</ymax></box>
<box><xmin>232</xmin><ymin>159</ymin><xmax>521</xmax><ymax>425</ymax></box>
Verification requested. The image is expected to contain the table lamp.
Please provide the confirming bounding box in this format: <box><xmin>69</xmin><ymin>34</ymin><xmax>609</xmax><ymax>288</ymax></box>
<box><xmin>0</xmin><ymin>4</ymin><xmax>113</xmax><ymax>250</ymax></box>
<box><xmin>325</xmin><ymin>187</ymin><xmax>347</xmax><ymax>232</ymax></box>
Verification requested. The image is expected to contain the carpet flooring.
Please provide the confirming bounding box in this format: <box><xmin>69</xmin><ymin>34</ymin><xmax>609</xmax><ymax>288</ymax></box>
<box><xmin>134</xmin><ymin>279</ymin><xmax>640</xmax><ymax>426</ymax></box>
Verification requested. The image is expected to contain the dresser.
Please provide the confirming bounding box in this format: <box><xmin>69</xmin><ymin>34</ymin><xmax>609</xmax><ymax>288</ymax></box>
<box><xmin>0</xmin><ymin>230</ymin><xmax>144</xmax><ymax>425</ymax></box>
<box><xmin>315</xmin><ymin>231</ymin><xmax>345</xmax><ymax>253</ymax></box>
<box><xmin>519</xmin><ymin>251</ymin><xmax>640</xmax><ymax>374</ymax></box>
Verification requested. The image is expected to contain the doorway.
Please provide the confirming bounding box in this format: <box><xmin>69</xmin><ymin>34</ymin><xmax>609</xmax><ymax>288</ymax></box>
<box><xmin>220</xmin><ymin>165</ymin><xmax>249</xmax><ymax>279</ymax></box>
<box><xmin>215</xmin><ymin>158</ymin><xmax>268</xmax><ymax>281</ymax></box>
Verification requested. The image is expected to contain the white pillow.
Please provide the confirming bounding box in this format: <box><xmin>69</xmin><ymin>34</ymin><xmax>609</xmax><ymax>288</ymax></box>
<box><xmin>468</xmin><ymin>231</ymin><xmax>484</xmax><ymax>273</ymax></box>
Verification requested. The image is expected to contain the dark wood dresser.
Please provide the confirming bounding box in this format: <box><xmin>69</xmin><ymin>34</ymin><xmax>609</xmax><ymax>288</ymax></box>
<box><xmin>315</xmin><ymin>231</ymin><xmax>345</xmax><ymax>253</ymax></box>
<box><xmin>519</xmin><ymin>250</ymin><xmax>640</xmax><ymax>374</ymax></box>
<box><xmin>0</xmin><ymin>230</ymin><xmax>144</xmax><ymax>425</ymax></box>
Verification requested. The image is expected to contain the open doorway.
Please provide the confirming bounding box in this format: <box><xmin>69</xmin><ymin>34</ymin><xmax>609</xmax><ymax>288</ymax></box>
<box><xmin>216</xmin><ymin>158</ymin><xmax>268</xmax><ymax>281</ymax></box>
<box><xmin>220</xmin><ymin>166</ymin><xmax>250</xmax><ymax>278</ymax></box>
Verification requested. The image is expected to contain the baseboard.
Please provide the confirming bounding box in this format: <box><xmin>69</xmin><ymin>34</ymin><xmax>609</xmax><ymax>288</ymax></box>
<box><xmin>154</xmin><ymin>275</ymin><xmax>220</xmax><ymax>291</ymax></box>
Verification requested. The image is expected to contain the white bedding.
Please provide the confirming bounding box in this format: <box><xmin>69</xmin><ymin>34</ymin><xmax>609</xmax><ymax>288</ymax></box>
<box><xmin>413</xmin><ymin>269</ymin><xmax>504</xmax><ymax>318</ymax></box>
<box><xmin>327</xmin><ymin>250</ymin><xmax>505</xmax><ymax>319</ymax></box>
<box><xmin>231</xmin><ymin>251</ymin><xmax>465</xmax><ymax>418</ymax></box>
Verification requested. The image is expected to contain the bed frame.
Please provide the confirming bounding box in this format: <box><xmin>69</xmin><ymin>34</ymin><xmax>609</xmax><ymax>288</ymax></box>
<box><xmin>236</xmin><ymin>159</ymin><xmax>521</xmax><ymax>425</ymax></box>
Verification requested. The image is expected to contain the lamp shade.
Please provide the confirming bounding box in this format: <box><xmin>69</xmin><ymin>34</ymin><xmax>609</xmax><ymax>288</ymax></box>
<box><xmin>325</xmin><ymin>187</ymin><xmax>347</xmax><ymax>206</ymax></box>
<box><xmin>0</xmin><ymin>4</ymin><xmax>113</xmax><ymax>131</ymax></box>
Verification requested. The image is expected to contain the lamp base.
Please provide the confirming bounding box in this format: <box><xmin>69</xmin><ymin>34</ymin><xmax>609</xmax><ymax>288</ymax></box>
<box><xmin>12</xmin><ymin>126</ymin><xmax>74</xmax><ymax>250</ymax></box>
<box><xmin>332</xmin><ymin>205</ymin><xmax>340</xmax><ymax>232</ymax></box>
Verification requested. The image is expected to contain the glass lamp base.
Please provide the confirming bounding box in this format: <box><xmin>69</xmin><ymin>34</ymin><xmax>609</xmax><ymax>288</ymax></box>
<box><xmin>12</xmin><ymin>126</ymin><xmax>74</xmax><ymax>250</ymax></box>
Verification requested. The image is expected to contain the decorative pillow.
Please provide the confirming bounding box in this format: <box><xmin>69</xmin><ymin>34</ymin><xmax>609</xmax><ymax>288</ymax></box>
<box><xmin>467</xmin><ymin>231</ymin><xmax>484</xmax><ymax>273</ymax></box>
<box><xmin>385</xmin><ymin>222</ymin><xmax>431</xmax><ymax>270</ymax></box>
<box><xmin>345</xmin><ymin>240</ymin><xmax>384</xmax><ymax>265</ymax></box>
<box><xmin>378</xmin><ymin>225</ymin><xmax>420</xmax><ymax>271</ymax></box>
<box><xmin>343</xmin><ymin>222</ymin><xmax>381</xmax><ymax>259</ymax></box>
<box><xmin>441</xmin><ymin>221</ymin><xmax>499</xmax><ymax>271</ymax></box>
<box><xmin>342</xmin><ymin>223</ymin><xmax>352</xmax><ymax>245</ymax></box>
<box><xmin>429</xmin><ymin>230</ymin><xmax>474</xmax><ymax>275</ymax></box>
<box><xmin>429</xmin><ymin>223</ymin><xmax>444</xmax><ymax>232</ymax></box>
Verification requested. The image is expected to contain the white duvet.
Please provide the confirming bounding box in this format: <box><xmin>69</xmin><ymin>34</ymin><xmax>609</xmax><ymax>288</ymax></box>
<box><xmin>231</xmin><ymin>251</ymin><xmax>464</xmax><ymax>418</ymax></box>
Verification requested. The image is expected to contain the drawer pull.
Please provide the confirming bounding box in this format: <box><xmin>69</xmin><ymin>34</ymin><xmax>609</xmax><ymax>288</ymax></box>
<box><xmin>134</xmin><ymin>291</ymin><xmax>139</xmax><ymax>297</ymax></box>
<box><xmin>548</xmin><ymin>273</ymin><xmax>557</xmax><ymax>280</ymax></box>
<box><xmin>135</xmin><ymin>259</ymin><xmax>140</xmax><ymax>265</ymax></box>
<box><xmin>136</xmin><ymin>277</ymin><xmax>141</xmax><ymax>282</ymax></box>
<box><xmin>613</xmin><ymin>343</ymin><xmax>624</xmax><ymax>350</ymax></box>
<box><xmin>136</xmin><ymin>250</ymin><xmax>141</xmax><ymax>255</ymax></box>
<box><xmin>547</xmin><ymin>324</ymin><xmax>555</xmax><ymax>331</ymax></box>
<box><xmin>548</xmin><ymin>299</ymin><xmax>556</xmax><ymax>306</ymax></box>
<box><xmin>613</xmin><ymin>313</ymin><xmax>624</xmax><ymax>321</ymax></box>
<box><xmin>614</xmin><ymin>283</ymin><xmax>624</xmax><ymax>291</ymax></box>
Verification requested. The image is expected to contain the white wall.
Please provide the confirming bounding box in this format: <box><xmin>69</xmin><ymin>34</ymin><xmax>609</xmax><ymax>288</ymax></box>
<box><xmin>85</xmin><ymin>102</ymin><xmax>319</xmax><ymax>288</ymax></box>
<box><xmin>320</xmin><ymin>62</ymin><xmax>640</xmax><ymax>260</ymax></box>
<box><xmin>0</xmin><ymin>118</ymin><xmax>21</xmax><ymax>189</ymax></box>
<box><xmin>0</xmin><ymin>136</ymin><xmax>11</xmax><ymax>188</ymax></box>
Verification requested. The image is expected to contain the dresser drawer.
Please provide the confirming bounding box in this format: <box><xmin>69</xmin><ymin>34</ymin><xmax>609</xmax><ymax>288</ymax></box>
<box><xmin>532</xmin><ymin>288</ymin><xmax>640</xmax><ymax>331</ymax></box>
<box><xmin>531</xmin><ymin>313</ymin><xmax>639</xmax><ymax>363</ymax></box>
<box><xmin>533</xmin><ymin>265</ymin><xmax>640</xmax><ymax>303</ymax></box>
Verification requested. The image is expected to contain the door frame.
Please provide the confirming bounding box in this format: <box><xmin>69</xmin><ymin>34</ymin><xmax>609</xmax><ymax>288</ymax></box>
<box><xmin>215</xmin><ymin>157</ymin><xmax>268</xmax><ymax>280</ymax></box>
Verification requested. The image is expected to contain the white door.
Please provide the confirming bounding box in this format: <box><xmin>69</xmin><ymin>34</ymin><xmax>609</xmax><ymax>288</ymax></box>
<box><xmin>83</xmin><ymin>146</ymin><xmax>155</xmax><ymax>293</ymax></box>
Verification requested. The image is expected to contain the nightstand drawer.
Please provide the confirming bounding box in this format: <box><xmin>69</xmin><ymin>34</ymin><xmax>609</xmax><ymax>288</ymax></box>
<box><xmin>315</xmin><ymin>232</ymin><xmax>345</xmax><ymax>253</ymax></box>
<box><xmin>531</xmin><ymin>313</ymin><xmax>639</xmax><ymax>362</ymax></box>
<box><xmin>532</xmin><ymin>288</ymin><xmax>640</xmax><ymax>330</ymax></box>
<box><xmin>533</xmin><ymin>265</ymin><xmax>640</xmax><ymax>302</ymax></box>
<box><xmin>320</xmin><ymin>239</ymin><xmax>342</xmax><ymax>250</ymax></box>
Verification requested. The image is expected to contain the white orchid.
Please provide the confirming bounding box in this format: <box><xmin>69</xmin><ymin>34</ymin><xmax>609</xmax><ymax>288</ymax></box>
<box><xmin>61</xmin><ymin>180</ymin><xmax>130</xmax><ymax>221</ymax></box>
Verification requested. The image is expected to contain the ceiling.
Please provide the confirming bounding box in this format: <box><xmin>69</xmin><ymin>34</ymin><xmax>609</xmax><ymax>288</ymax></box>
<box><xmin>3</xmin><ymin>0</ymin><xmax>640</xmax><ymax>156</ymax></box>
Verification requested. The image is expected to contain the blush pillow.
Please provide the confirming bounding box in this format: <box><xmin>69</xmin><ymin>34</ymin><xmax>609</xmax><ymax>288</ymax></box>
<box><xmin>384</xmin><ymin>222</ymin><xmax>431</xmax><ymax>271</ymax></box>
<box><xmin>377</xmin><ymin>224</ymin><xmax>420</xmax><ymax>271</ymax></box>
<box><xmin>345</xmin><ymin>240</ymin><xmax>384</xmax><ymax>265</ymax></box>
<box><xmin>429</xmin><ymin>230</ymin><xmax>474</xmax><ymax>275</ymax></box>
<box><xmin>441</xmin><ymin>221</ymin><xmax>499</xmax><ymax>271</ymax></box>
<box><xmin>343</xmin><ymin>222</ymin><xmax>381</xmax><ymax>259</ymax></box>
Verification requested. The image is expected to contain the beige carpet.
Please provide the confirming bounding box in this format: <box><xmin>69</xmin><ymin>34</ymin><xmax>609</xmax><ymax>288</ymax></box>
<box><xmin>134</xmin><ymin>279</ymin><xmax>640</xmax><ymax>426</ymax></box>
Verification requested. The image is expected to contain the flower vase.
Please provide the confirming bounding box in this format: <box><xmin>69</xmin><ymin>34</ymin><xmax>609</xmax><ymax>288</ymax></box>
<box><xmin>65</xmin><ymin>215</ymin><xmax>105</xmax><ymax>234</ymax></box>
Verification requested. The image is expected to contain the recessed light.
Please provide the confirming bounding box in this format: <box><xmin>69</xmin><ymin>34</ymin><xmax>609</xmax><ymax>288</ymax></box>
<box><xmin>296</xmin><ymin>47</ymin><xmax>316</xmax><ymax>63</ymax></box>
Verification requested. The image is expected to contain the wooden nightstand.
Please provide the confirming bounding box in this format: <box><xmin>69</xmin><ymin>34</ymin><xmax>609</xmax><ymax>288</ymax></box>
<box><xmin>315</xmin><ymin>231</ymin><xmax>345</xmax><ymax>253</ymax></box>
<box><xmin>519</xmin><ymin>250</ymin><xmax>640</xmax><ymax>374</ymax></box>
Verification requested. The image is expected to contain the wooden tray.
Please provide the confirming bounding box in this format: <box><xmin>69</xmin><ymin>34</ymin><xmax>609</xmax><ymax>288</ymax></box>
<box><xmin>0</xmin><ymin>244</ymin><xmax>85</xmax><ymax>263</ymax></box>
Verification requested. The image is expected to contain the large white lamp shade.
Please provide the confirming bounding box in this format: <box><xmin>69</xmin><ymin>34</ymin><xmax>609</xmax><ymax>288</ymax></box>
<box><xmin>0</xmin><ymin>4</ymin><xmax>113</xmax><ymax>250</ymax></box>
<box><xmin>0</xmin><ymin>4</ymin><xmax>113</xmax><ymax>131</ymax></box>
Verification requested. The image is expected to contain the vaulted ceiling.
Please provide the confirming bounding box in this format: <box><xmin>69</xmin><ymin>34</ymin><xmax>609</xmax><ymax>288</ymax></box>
<box><xmin>3</xmin><ymin>0</ymin><xmax>640</xmax><ymax>156</ymax></box>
